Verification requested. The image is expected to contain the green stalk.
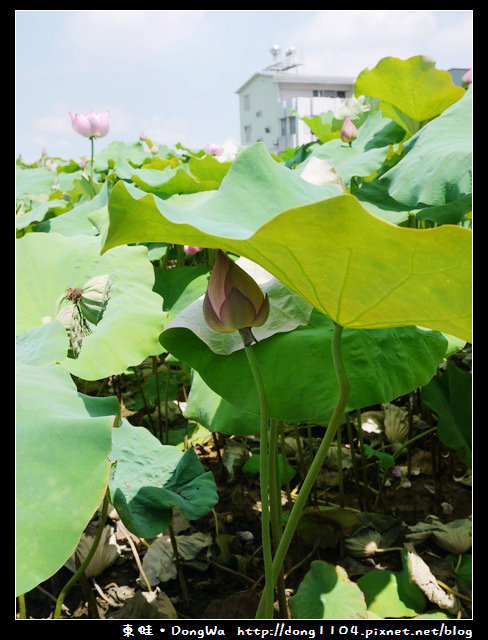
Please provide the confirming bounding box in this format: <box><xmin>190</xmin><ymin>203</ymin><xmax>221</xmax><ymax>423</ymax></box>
<box><xmin>255</xmin><ymin>322</ymin><xmax>349</xmax><ymax>618</ymax></box>
<box><xmin>268</xmin><ymin>418</ymin><xmax>287</xmax><ymax>618</ymax></box>
<box><xmin>240</xmin><ymin>329</ymin><xmax>274</xmax><ymax>619</ymax></box>
<box><xmin>53</xmin><ymin>491</ymin><xmax>110</xmax><ymax>619</ymax></box>
<box><xmin>89</xmin><ymin>136</ymin><xmax>95</xmax><ymax>197</ymax></box>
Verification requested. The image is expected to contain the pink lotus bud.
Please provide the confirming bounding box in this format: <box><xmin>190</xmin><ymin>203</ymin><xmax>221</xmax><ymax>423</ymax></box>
<box><xmin>203</xmin><ymin>250</ymin><xmax>270</xmax><ymax>334</ymax></box>
<box><xmin>340</xmin><ymin>117</ymin><xmax>358</xmax><ymax>144</ymax></box>
<box><xmin>462</xmin><ymin>69</ymin><xmax>472</xmax><ymax>87</ymax></box>
<box><xmin>139</xmin><ymin>132</ymin><xmax>146</xmax><ymax>140</ymax></box>
<box><xmin>183</xmin><ymin>246</ymin><xmax>203</xmax><ymax>256</ymax></box>
<box><xmin>206</xmin><ymin>142</ymin><xmax>224</xmax><ymax>156</ymax></box>
<box><xmin>69</xmin><ymin>110</ymin><xmax>111</xmax><ymax>138</ymax></box>
<box><xmin>80</xmin><ymin>156</ymin><xmax>88</xmax><ymax>169</ymax></box>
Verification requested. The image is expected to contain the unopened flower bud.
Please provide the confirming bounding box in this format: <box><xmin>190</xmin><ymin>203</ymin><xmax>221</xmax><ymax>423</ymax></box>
<box><xmin>203</xmin><ymin>250</ymin><xmax>270</xmax><ymax>335</ymax></box>
<box><xmin>340</xmin><ymin>117</ymin><xmax>358</xmax><ymax>145</ymax></box>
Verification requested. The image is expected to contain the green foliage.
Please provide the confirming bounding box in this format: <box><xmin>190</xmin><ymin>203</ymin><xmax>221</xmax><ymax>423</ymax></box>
<box><xmin>422</xmin><ymin>360</ymin><xmax>472</xmax><ymax>466</ymax></box>
<box><xmin>15</xmin><ymin>53</ymin><xmax>471</xmax><ymax>615</ymax></box>
<box><xmin>289</xmin><ymin>561</ymin><xmax>369</xmax><ymax>619</ymax></box>
<box><xmin>108</xmin><ymin>419</ymin><xmax>218</xmax><ymax>538</ymax></box>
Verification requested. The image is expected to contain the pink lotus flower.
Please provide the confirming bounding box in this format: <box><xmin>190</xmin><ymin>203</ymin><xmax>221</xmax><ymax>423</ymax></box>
<box><xmin>203</xmin><ymin>250</ymin><xmax>270</xmax><ymax>334</ymax></box>
<box><xmin>206</xmin><ymin>142</ymin><xmax>224</xmax><ymax>156</ymax></box>
<box><xmin>69</xmin><ymin>110</ymin><xmax>111</xmax><ymax>138</ymax></box>
<box><xmin>340</xmin><ymin>117</ymin><xmax>358</xmax><ymax>144</ymax></box>
<box><xmin>183</xmin><ymin>246</ymin><xmax>203</xmax><ymax>256</ymax></box>
<box><xmin>462</xmin><ymin>69</ymin><xmax>472</xmax><ymax>86</ymax></box>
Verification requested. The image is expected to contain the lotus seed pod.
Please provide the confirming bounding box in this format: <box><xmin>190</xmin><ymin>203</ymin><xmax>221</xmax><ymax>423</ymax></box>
<box><xmin>79</xmin><ymin>274</ymin><xmax>112</xmax><ymax>325</ymax></box>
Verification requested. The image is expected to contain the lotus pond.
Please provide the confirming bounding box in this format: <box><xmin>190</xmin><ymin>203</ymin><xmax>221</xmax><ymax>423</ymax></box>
<box><xmin>16</xmin><ymin>55</ymin><xmax>472</xmax><ymax>622</ymax></box>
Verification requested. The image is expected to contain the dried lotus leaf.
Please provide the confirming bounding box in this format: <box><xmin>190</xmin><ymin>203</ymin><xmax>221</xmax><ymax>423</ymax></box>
<box><xmin>383</xmin><ymin>403</ymin><xmax>409</xmax><ymax>445</ymax></box>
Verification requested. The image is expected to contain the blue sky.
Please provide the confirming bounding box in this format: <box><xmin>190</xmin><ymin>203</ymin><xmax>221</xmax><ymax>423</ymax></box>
<box><xmin>15</xmin><ymin>10</ymin><xmax>472</xmax><ymax>164</ymax></box>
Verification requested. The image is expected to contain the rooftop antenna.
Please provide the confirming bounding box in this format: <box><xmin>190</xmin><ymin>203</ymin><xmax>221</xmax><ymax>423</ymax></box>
<box><xmin>265</xmin><ymin>44</ymin><xmax>301</xmax><ymax>73</ymax></box>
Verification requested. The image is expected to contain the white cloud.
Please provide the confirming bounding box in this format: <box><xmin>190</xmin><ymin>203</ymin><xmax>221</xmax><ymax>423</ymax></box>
<box><xmin>291</xmin><ymin>10</ymin><xmax>471</xmax><ymax>78</ymax></box>
<box><xmin>60</xmin><ymin>10</ymin><xmax>207</xmax><ymax>68</ymax></box>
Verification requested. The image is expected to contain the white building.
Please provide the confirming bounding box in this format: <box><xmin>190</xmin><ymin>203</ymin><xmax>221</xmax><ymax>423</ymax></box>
<box><xmin>236</xmin><ymin>48</ymin><xmax>355</xmax><ymax>154</ymax></box>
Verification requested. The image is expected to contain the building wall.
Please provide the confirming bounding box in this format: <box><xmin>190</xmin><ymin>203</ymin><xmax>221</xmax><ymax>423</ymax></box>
<box><xmin>237</xmin><ymin>73</ymin><xmax>354</xmax><ymax>154</ymax></box>
<box><xmin>238</xmin><ymin>75</ymin><xmax>281</xmax><ymax>153</ymax></box>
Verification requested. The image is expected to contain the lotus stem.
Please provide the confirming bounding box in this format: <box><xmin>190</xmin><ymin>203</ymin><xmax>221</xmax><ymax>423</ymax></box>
<box><xmin>255</xmin><ymin>322</ymin><xmax>349</xmax><ymax>618</ymax></box>
<box><xmin>53</xmin><ymin>491</ymin><xmax>110</xmax><ymax>619</ymax></box>
<box><xmin>240</xmin><ymin>330</ymin><xmax>274</xmax><ymax>619</ymax></box>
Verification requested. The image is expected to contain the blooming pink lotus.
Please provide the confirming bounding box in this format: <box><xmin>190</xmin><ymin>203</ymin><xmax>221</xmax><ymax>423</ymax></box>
<box><xmin>341</xmin><ymin>117</ymin><xmax>358</xmax><ymax>144</ymax></box>
<box><xmin>203</xmin><ymin>250</ymin><xmax>270</xmax><ymax>334</ymax></box>
<box><xmin>69</xmin><ymin>110</ymin><xmax>111</xmax><ymax>138</ymax></box>
<box><xmin>206</xmin><ymin>142</ymin><xmax>224</xmax><ymax>156</ymax></box>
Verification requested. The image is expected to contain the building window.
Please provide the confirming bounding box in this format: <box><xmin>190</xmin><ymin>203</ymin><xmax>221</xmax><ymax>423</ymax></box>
<box><xmin>280</xmin><ymin>118</ymin><xmax>287</xmax><ymax>136</ymax></box>
<box><xmin>313</xmin><ymin>89</ymin><xmax>337</xmax><ymax>97</ymax></box>
<box><xmin>243</xmin><ymin>94</ymin><xmax>250</xmax><ymax>111</ymax></box>
<box><xmin>256</xmin><ymin>110</ymin><xmax>262</xmax><ymax>117</ymax></box>
<box><xmin>288</xmin><ymin>116</ymin><xmax>296</xmax><ymax>135</ymax></box>
<box><xmin>265</xmin><ymin>126</ymin><xmax>271</xmax><ymax>134</ymax></box>
<box><xmin>244</xmin><ymin>125</ymin><xmax>252</xmax><ymax>143</ymax></box>
<box><xmin>337</xmin><ymin>90</ymin><xmax>345</xmax><ymax>98</ymax></box>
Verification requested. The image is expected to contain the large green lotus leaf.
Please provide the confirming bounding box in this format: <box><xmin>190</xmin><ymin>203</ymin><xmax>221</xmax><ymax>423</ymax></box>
<box><xmin>102</xmin><ymin>147</ymin><xmax>471</xmax><ymax>342</ymax></box>
<box><xmin>16</xmin><ymin>232</ymin><xmax>165</xmax><ymax>380</ymax></box>
<box><xmin>162</xmin><ymin>310</ymin><xmax>452</xmax><ymax>424</ymax></box>
<box><xmin>114</xmin><ymin>152</ymin><xmax>231</xmax><ymax>198</ymax></box>
<box><xmin>16</xmin><ymin>199</ymin><xmax>71</xmax><ymax>231</ymax></box>
<box><xmin>289</xmin><ymin>561</ymin><xmax>368</xmax><ymax>619</ymax></box>
<box><xmin>108</xmin><ymin>419</ymin><xmax>219</xmax><ymax>538</ymax></box>
<box><xmin>93</xmin><ymin>140</ymin><xmax>149</xmax><ymax>171</ymax></box>
<box><xmin>421</xmin><ymin>360</ymin><xmax>472</xmax><ymax>467</ymax></box>
<box><xmin>103</xmin><ymin>143</ymin><xmax>341</xmax><ymax>245</ymax></box>
<box><xmin>298</xmin><ymin>110</ymin><xmax>405</xmax><ymax>185</ymax></box>
<box><xmin>34</xmin><ymin>180</ymin><xmax>110</xmax><ymax>236</ymax></box>
<box><xmin>16</xmin><ymin>324</ymin><xmax>118</xmax><ymax>595</ymax></box>
<box><xmin>184</xmin><ymin>370</ymin><xmax>261</xmax><ymax>436</ymax></box>
<box><xmin>16</xmin><ymin>166</ymin><xmax>84</xmax><ymax>200</ymax></box>
<box><xmin>354</xmin><ymin>55</ymin><xmax>465</xmax><ymax>133</ymax></box>
<box><xmin>379</xmin><ymin>87</ymin><xmax>472</xmax><ymax>209</ymax></box>
<box><xmin>16</xmin><ymin>319</ymin><xmax>68</xmax><ymax>366</ymax></box>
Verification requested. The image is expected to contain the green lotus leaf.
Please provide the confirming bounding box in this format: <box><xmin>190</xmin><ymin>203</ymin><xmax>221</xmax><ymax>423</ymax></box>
<box><xmin>16</xmin><ymin>199</ymin><xmax>71</xmax><ymax>231</ymax></box>
<box><xmin>421</xmin><ymin>360</ymin><xmax>472</xmax><ymax>467</ymax></box>
<box><xmin>115</xmin><ymin>152</ymin><xmax>231</xmax><ymax>198</ymax></box>
<box><xmin>16</xmin><ymin>323</ymin><xmax>118</xmax><ymax>595</ymax></box>
<box><xmin>184</xmin><ymin>370</ymin><xmax>261</xmax><ymax>436</ymax></box>
<box><xmin>298</xmin><ymin>110</ymin><xmax>405</xmax><ymax>185</ymax></box>
<box><xmin>163</xmin><ymin>310</ymin><xmax>454</xmax><ymax>424</ymax></box>
<box><xmin>35</xmin><ymin>180</ymin><xmax>110</xmax><ymax>236</ymax></box>
<box><xmin>289</xmin><ymin>561</ymin><xmax>368</xmax><ymax>619</ymax></box>
<box><xmin>357</xmin><ymin>551</ymin><xmax>426</xmax><ymax>618</ymax></box>
<box><xmin>354</xmin><ymin>55</ymin><xmax>465</xmax><ymax>135</ymax></box>
<box><xmin>93</xmin><ymin>140</ymin><xmax>149</xmax><ymax>171</ymax></box>
<box><xmin>108</xmin><ymin>419</ymin><xmax>219</xmax><ymax>538</ymax></box>
<box><xmin>102</xmin><ymin>143</ymin><xmax>471</xmax><ymax>342</ymax></box>
<box><xmin>379</xmin><ymin>87</ymin><xmax>472</xmax><ymax>209</ymax></box>
<box><xmin>16</xmin><ymin>232</ymin><xmax>165</xmax><ymax>380</ymax></box>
